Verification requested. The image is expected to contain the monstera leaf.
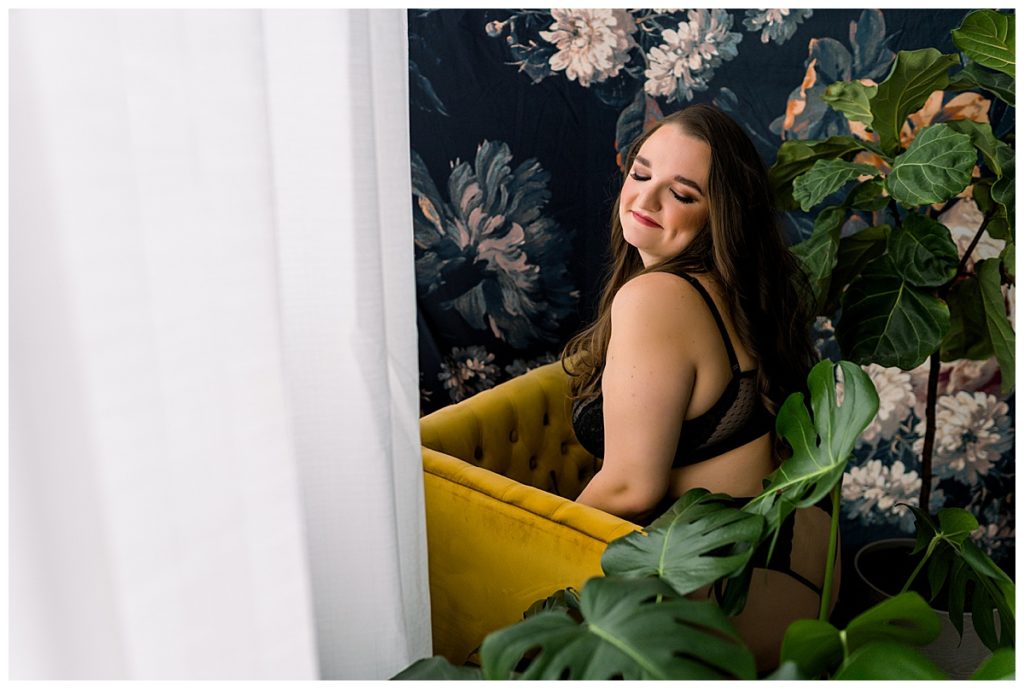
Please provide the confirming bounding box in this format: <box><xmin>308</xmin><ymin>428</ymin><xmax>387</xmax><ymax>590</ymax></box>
<box><xmin>869</xmin><ymin>48</ymin><xmax>960</xmax><ymax>154</ymax></box>
<box><xmin>953</xmin><ymin>9</ymin><xmax>1015</xmax><ymax>78</ymax></box>
<box><xmin>972</xmin><ymin>648</ymin><xmax>1016</xmax><ymax>680</ymax></box>
<box><xmin>780</xmin><ymin>592</ymin><xmax>942</xmax><ymax>679</ymax></box>
<box><xmin>887</xmin><ymin>124</ymin><xmax>975</xmax><ymax>207</ymax></box>
<box><xmin>601</xmin><ymin>489</ymin><xmax>765</xmax><ymax>597</ymax></box>
<box><xmin>743</xmin><ymin>360</ymin><xmax>879</xmax><ymax>540</ymax></box>
<box><xmin>392</xmin><ymin>656</ymin><xmax>484</xmax><ymax>680</ymax></box>
<box><xmin>480</xmin><ymin>577</ymin><xmax>756</xmax><ymax>680</ymax></box>
<box><xmin>832</xmin><ymin>642</ymin><xmax>946</xmax><ymax>680</ymax></box>
<box><xmin>793</xmin><ymin>160</ymin><xmax>879</xmax><ymax>212</ymax></box>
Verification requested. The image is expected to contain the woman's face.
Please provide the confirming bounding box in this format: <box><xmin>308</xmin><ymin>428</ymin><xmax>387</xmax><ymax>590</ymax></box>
<box><xmin>619</xmin><ymin>124</ymin><xmax>711</xmax><ymax>268</ymax></box>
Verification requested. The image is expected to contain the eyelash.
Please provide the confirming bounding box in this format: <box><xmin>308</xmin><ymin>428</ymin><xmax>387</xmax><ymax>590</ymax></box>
<box><xmin>628</xmin><ymin>172</ymin><xmax>695</xmax><ymax>204</ymax></box>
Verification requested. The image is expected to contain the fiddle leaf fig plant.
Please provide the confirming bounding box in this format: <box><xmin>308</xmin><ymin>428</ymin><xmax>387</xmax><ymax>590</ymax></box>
<box><xmin>769</xmin><ymin>8</ymin><xmax>1015</xmax><ymax>517</ymax></box>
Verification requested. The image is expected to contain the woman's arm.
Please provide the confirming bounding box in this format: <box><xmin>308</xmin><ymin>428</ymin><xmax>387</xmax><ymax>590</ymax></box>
<box><xmin>575</xmin><ymin>272</ymin><xmax>700</xmax><ymax>521</ymax></box>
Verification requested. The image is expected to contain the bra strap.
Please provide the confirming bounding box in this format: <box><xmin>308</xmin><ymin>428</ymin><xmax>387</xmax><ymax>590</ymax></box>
<box><xmin>676</xmin><ymin>273</ymin><xmax>741</xmax><ymax>374</ymax></box>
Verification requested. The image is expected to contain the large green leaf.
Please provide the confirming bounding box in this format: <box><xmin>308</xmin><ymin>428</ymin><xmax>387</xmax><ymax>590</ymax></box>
<box><xmin>977</xmin><ymin>258</ymin><xmax>1014</xmax><ymax>394</ymax></box>
<box><xmin>601</xmin><ymin>489</ymin><xmax>764</xmax><ymax>597</ymax></box>
<box><xmin>1001</xmin><ymin>241</ymin><xmax>1015</xmax><ymax>278</ymax></box>
<box><xmin>843</xmin><ymin>178</ymin><xmax>889</xmax><ymax>212</ymax></box>
<box><xmin>833</xmin><ymin>642</ymin><xmax>946</xmax><ymax>680</ymax></box>
<box><xmin>869</xmin><ymin>49</ymin><xmax>960</xmax><ymax>155</ymax></box>
<box><xmin>779</xmin><ymin>619</ymin><xmax>844</xmax><ymax>679</ymax></box>
<box><xmin>948</xmin><ymin>60</ymin><xmax>1016</xmax><ymax>106</ymax></box>
<box><xmin>392</xmin><ymin>656</ymin><xmax>484</xmax><ymax>680</ymax></box>
<box><xmin>781</xmin><ymin>592</ymin><xmax>942</xmax><ymax>679</ymax></box>
<box><xmin>791</xmin><ymin>206</ymin><xmax>845</xmax><ymax>312</ymax></box>
<box><xmin>887</xmin><ymin>213</ymin><xmax>959</xmax><ymax>287</ymax></box>
<box><xmin>941</xmin><ymin>275</ymin><xmax>994</xmax><ymax>361</ymax></box>
<box><xmin>743</xmin><ymin>360</ymin><xmax>879</xmax><ymax>538</ymax></box>
<box><xmin>827</xmin><ymin>224</ymin><xmax>891</xmax><ymax>308</ymax></box>
<box><xmin>793</xmin><ymin>159</ymin><xmax>879</xmax><ymax>212</ymax></box>
<box><xmin>992</xmin><ymin>143</ymin><xmax>1015</xmax><ymax>240</ymax></box>
<box><xmin>823</xmin><ymin>80</ymin><xmax>877</xmax><ymax>126</ymax></box>
<box><xmin>769</xmin><ymin>136</ymin><xmax>867</xmax><ymax>210</ymax></box>
<box><xmin>480</xmin><ymin>577</ymin><xmax>756</xmax><ymax>680</ymax></box>
<box><xmin>953</xmin><ymin>9</ymin><xmax>1015</xmax><ymax>78</ymax></box>
<box><xmin>887</xmin><ymin>124</ymin><xmax>975</xmax><ymax>207</ymax></box>
<box><xmin>839</xmin><ymin>257</ymin><xmax>951</xmax><ymax>369</ymax></box>
<box><xmin>945</xmin><ymin>119</ymin><xmax>1005</xmax><ymax>176</ymax></box>
<box><xmin>844</xmin><ymin>592</ymin><xmax>943</xmax><ymax>650</ymax></box>
<box><xmin>972</xmin><ymin>647</ymin><xmax>1015</xmax><ymax>680</ymax></box>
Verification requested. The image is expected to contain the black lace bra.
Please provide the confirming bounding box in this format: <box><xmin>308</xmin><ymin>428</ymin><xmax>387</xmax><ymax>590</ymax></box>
<box><xmin>571</xmin><ymin>272</ymin><xmax>775</xmax><ymax>467</ymax></box>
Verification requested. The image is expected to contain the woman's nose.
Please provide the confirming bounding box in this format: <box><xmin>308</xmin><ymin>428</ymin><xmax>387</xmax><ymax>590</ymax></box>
<box><xmin>636</xmin><ymin>184</ymin><xmax>661</xmax><ymax>211</ymax></box>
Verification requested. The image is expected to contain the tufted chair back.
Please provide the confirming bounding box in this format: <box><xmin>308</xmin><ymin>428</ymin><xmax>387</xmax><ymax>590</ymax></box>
<box><xmin>421</xmin><ymin>361</ymin><xmax>597</xmax><ymax>498</ymax></box>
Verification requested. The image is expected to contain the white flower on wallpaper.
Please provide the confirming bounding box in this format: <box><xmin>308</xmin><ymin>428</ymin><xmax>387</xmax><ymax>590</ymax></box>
<box><xmin>859</xmin><ymin>364</ymin><xmax>916</xmax><ymax>443</ymax></box>
<box><xmin>913</xmin><ymin>391</ymin><xmax>1012</xmax><ymax>483</ymax></box>
<box><xmin>742</xmin><ymin>9</ymin><xmax>813</xmax><ymax>45</ymax></box>
<box><xmin>843</xmin><ymin>459</ymin><xmax>922</xmax><ymax>531</ymax></box>
<box><xmin>538</xmin><ymin>9</ymin><xmax>638</xmax><ymax>87</ymax></box>
<box><xmin>643</xmin><ymin>9</ymin><xmax>742</xmax><ymax>102</ymax></box>
<box><xmin>438</xmin><ymin>345</ymin><xmax>499</xmax><ymax>402</ymax></box>
<box><xmin>940</xmin><ymin>198</ymin><xmax>1005</xmax><ymax>271</ymax></box>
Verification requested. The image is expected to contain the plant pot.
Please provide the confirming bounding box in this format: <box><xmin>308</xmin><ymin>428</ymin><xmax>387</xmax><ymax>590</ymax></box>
<box><xmin>853</xmin><ymin>538</ymin><xmax>994</xmax><ymax>680</ymax></box>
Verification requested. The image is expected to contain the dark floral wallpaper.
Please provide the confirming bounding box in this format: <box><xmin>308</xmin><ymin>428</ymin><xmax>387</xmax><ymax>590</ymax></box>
<box><xmin>407</xmin><ymin>8</ymin><xmax>1014</xmax><ymax>571</ymax></box>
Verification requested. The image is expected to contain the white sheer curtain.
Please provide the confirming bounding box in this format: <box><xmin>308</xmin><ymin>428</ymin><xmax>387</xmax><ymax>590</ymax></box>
<box><xmin>10</xmin><ymin>9</ymin><xmax>430</xmax><ymax>680</ymax></box>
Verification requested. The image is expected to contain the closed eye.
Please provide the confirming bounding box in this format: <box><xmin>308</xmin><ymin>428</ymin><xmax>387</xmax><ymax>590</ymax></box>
<box><xmin>631</xmin><ymin>172</ymin><xmax>696</xmax><ymax>204</ymax></box>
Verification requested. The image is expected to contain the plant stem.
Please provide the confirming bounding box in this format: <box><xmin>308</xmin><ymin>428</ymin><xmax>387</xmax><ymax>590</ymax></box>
<box><xmin>818</xmin><ymin>481</ymin><xmax>842</xmax><ymax>622</ymax></box>
<box><xmin>919</xmin><ymin>351</ymin><xmax>941</xmax><ymax>514</ymax></box>
<box><xmin>900</xmin><ymin>539</ymin><xmax>936</xmax><ymax>594</ymax></box>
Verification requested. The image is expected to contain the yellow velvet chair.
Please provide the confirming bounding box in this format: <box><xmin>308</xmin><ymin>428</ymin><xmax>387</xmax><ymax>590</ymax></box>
<box><xmin>420</xmin><ymin>361</ymin><xmax>838</xmax><ymax>672</ymax></box>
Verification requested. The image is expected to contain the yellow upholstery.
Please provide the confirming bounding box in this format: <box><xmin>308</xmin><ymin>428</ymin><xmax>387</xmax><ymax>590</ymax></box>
<box><xmin>421</xmin><ymin>361</ymin><xmax>838</xmax><ymax>671</ymax></box>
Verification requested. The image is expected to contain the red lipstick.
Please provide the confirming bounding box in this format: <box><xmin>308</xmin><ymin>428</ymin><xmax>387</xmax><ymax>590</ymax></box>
<box><xmin>631</xmin><ymin>211</ymin><xmax>661</xmax><ymax>228</ymax></box>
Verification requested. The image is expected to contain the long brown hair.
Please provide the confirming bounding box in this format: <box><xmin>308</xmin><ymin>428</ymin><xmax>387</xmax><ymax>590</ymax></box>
<box><xmin>561</xmin><ymin>103</ymin><xmax>815</xmax><ymax>415</ymax></box>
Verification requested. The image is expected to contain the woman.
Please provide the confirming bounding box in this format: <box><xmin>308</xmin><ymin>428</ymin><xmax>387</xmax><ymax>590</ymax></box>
<box><xmin>562</xmin><ymin>102</ymin><xmax>828</xmax><ymax>670</ymax></box>
<box><xmin>563</xmin><ymin>103</ymin><xmax>816</xmax><ymax>524</ymax></box>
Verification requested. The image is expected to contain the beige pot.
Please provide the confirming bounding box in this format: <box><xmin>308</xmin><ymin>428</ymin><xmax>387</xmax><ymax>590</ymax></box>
<box><xmin>853</xmin><ymin>538</ymin><xmax>993</xmax><ymax>680</ymax></box>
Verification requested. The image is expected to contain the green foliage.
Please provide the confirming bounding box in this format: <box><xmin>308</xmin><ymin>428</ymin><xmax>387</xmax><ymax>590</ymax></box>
<box><xmin>952</xmin><ymin>9</ymin><xmax>1015</xmax><ymax>78</ymax></box>
<box><xmin>948</xmin><ymin>60</ymin><xmax>1015</xmax><ymax>106</ymax></box>
<box><xmin>823</xmin><ymin>80</ymin><xmax>877</xmax><ymax>126</ymax></box>
<box><xmin>780</xmin><ymin>593</ymin><xmax>942</xmax><ymax>678</ymax></box>
<box><xmin>838</xmin><ymin>257</ymin><xmax>951</xmax><ymax>369</ymax></box>
<box><xmin>479</xmin><ymin>577</ymin><xmax>756</xmax><ymax>680</ymax></box>
<box><xmin>903</xmin><ymin>506</ymin><xmax>1016</xmax><ymax>652</ymax></box>
<box><xmin>886</xmin><ymin>124</ymin><xmax>975</xmax><ymax>207</ymax></box>
<box><xmin>790</xmin><ymin>206</ymin><xmax>844</xmax><ymax>311</ymax></box>
<box><xmin>971</xmin><ymin>647</ymin><xmax>1015</xmax><ymax>680</ymax></box>
<box><xmin>743</xmin><ymin>360</ymin><xmax>879</xmax><ymax>552</ymax></box>
<box><xmin>977</xmin><ymin>259</ymin><xmax>1015</xmax><ymax>394</ymax></box>
<box><xmin>887</xmin><ymin>213</ymin><xmax>960</xmax><ymax>287</ymax></box>
<box><xmin>794</xmin><ymin>159</ymin><xmax>879</xmax><ymax>211</ymax></box>
<box><xmin>832</xmin><ymin>642</ymin><xmax>946</xmax><ymax>680</ymax></box>
<box><xmin>869</xmin><ymin>48</ymin><xmax>960</xmax><ymax>154</ymax></box>
<box><xmin>390</xmin><ymin>656</ymin><xmax>484</xmax><ymax>680</ymax></box>
<box><xmin>942</xmin><ymin>275</ymin><xmax>993</xmax><ymax>361</ymax></box>
<box><xmin>601</xmin><ymin>489</ymin><xmax>764</xmax><ymax>597</ymax></box>
<box><xmin>770</xmin><ymin>136</ymin><xmax>866</xmax><ymax>210</ymax></box>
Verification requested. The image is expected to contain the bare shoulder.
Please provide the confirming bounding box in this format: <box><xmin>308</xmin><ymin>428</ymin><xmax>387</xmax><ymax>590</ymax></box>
<box><xmin>611</xmin><ymin>271</ymin><xmax>708</xmax><ymax>329</ymax></box>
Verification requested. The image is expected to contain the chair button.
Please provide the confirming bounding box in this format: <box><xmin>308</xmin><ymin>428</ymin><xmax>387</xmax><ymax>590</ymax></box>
<box><xmin>542</xmin><ymin>413</ymin><xmax>550</xmax><ymax>426</ymax></box>
<box><xmin>509</xmin><ymin>429</ymin><xmax>518</xmax><ymax>443</ymax></box>
<box><xmin>560</xmin><ymin>442</ymin><xmax>569</xmax><ymax>455</ymax></box>
<box><xmin>529</xmin><ymin>455</ymin><xmax>538</xmax><ymax>470</ymax></box>
<box><xmin>473</xmin><ymin>446</ymin><xmax>483</xmax><ymax>461</ymax></box>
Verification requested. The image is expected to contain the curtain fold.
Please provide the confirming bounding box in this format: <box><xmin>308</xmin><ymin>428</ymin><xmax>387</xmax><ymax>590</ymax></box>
<box><xmin>11</xmin><ymin>9</ymin><xmax>428</xmax><ymax>679</ymax></box>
